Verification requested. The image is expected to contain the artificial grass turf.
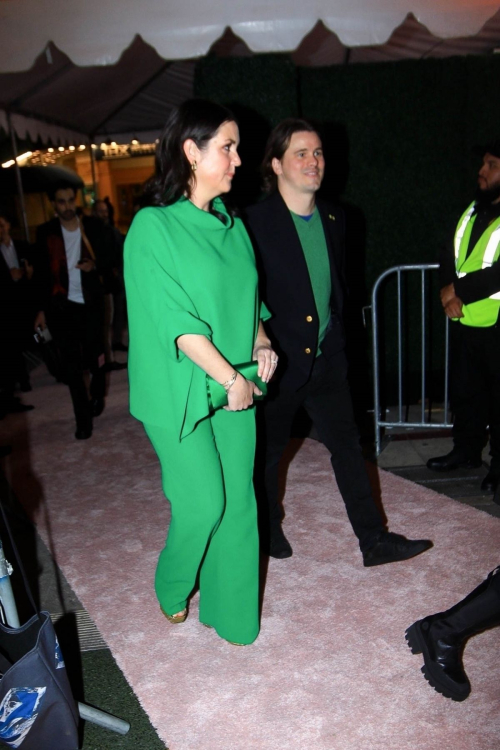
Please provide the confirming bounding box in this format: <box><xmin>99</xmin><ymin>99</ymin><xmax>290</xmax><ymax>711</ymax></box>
<box><xmin>79</xmin><ymin>649</ymin><xmax>168</xmax><ymax>750</ymax></box>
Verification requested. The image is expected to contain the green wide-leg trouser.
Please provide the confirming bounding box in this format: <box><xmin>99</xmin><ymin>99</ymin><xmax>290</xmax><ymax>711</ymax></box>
<box><xmin>144</xmin><ymin>407</ymin><xmax>259</xmax><ymax>645</ymax></box>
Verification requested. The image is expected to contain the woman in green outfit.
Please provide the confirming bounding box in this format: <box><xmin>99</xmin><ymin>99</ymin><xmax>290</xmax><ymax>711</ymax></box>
<box><xmin>124</xmin><ymin>100</ymin><xmax>277</xmax><ymax>645</ymax></box>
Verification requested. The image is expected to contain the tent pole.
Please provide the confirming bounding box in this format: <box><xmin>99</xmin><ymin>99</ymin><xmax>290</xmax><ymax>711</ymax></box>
<box><xmin>89</xmin><ymin>137</ymin><xmax>98</xmax><ymax>202</ymax></box>
<box><xmin>6</xmin><ymin>110</ymin><xmax>29</xmax><ymax>241</ymax></box>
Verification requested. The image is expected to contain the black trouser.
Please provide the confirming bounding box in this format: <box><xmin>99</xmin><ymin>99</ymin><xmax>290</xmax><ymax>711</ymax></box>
<box><xmin>449</xmin><ymin>321</ymin><xmax>500</xmax><ymax>472</ymax></box>
<box><xmin>1</xmin><ymin>335</ymin><xmax>29</xmax><ymax>394</ymax></box>
<box><xmin>490</xmin><ymin>567</ymin><xmax>500</xmax><ymax>598</ymax></box>
<box><xmin>0</xmin><ymin>305</ymin><xmax>32</xmax><ymax>397</ymax></box>
<box><xmin>48</xmin><ymin>299</ymin><xmax>105</xmax><ymax>430</ymax></box>
<box><xmin>256</xmin><ymin>351</ymin><xmax>385</xmax><ymax>552</ymax></box>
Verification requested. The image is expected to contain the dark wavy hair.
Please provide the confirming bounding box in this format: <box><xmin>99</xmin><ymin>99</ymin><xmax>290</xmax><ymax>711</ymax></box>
<box><xmin>261</xmin><ymin>118</ymin><xmax>320</xmax><ymax>193</ymax></box>
<box><xmin>47</xmin><ymin>181</ymin><xmax>77</xmax><ymax>202</ymax></box>
<box><xmin>142</xmin><ymin>99</ymin><xmax>236</xmax><ymax>216</ymax></box>
<box><xmin>0</xmin><ymin>207</ymin><xmax>14</xmax><ymax>225</ymax></box>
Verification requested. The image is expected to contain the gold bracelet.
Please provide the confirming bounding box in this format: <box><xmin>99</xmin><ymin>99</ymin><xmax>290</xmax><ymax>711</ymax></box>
<box><xmin>222</xmin><ymin>371</ymin><xmax>238</xmax><ymax>392</ymax></box>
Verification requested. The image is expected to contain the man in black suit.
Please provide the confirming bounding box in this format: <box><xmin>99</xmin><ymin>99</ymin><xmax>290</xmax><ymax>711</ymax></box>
<box><xmin>34</xmin><ymin>182</ymin><xmax>107</xmax><ymax>439</ymax></box>
<box><xmin>0</xmin><ymin>209</ymin><xmax>35</xmax><ymax>415</ymax></box>
<box><xmin>246</xmin><ymin>118</ymin><xmax>433</xmax><ymax>565</ymax></box>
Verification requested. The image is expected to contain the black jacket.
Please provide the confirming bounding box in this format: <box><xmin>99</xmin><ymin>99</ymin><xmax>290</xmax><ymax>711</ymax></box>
<box><xmin>0</xmin><ymin>239</ymin><xmax>37</xmax><ymax>337</ymax></box>
<box><xmin>35</xmin><ymin>217</ymin><xmax>106</xmax><ymax>315</ymax></box>
<box><xmin>245</xmin><ymin>191</ymin><xmax>347</xmax><ymax>392</ymax></box>
<box><xmin>0</xmin><ymin>239</ymin><xmax>33</xmax><ymax>307</ymax></box>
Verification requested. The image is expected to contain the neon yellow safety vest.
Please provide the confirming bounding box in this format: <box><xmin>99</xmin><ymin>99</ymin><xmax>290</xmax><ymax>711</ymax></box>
<box><xmin>454</xmin><ymin>201</ymin><xmax>500</xmax><ymax>327</ymax></box>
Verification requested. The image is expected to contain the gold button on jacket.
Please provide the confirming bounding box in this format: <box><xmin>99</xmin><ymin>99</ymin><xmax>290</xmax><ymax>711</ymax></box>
<box><xmin>306</xmin><ymin>315</ymin><xmax>313</xmax><ymax>322</ymax></box>
<box><xmin>304</xmin><ymin>347</ymin><xmax>311</xmax><ymax>354</ymax></box>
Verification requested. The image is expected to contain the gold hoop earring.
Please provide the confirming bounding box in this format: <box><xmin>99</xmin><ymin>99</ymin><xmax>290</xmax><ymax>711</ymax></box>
<box><xmin>191</xmin><ymin>161</ymin><xmax>197</xmax><ymax>172</ymax></box>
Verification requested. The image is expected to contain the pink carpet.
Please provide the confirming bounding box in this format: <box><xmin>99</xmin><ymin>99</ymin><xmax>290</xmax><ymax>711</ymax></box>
<box><xmin>1</xmin><ymin>366</ymin><xmax>499</xmax><ymax>750</ymax></box>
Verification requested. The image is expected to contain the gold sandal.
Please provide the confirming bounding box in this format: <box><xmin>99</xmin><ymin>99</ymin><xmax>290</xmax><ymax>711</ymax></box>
<box><xmin>161</xmin><ymin>607</ymin><xmax>187</xmax><ymax>624</ymax></box>
<box><xmin>202</xmin><ymin>623</ymin><xmax>244</xmax><ymax>645</ymax></box>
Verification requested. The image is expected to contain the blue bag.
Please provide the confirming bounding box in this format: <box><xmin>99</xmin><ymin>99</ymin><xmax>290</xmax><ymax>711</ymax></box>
<box><xmin>0</xmin><ymin>504</ymin><xmax>79</xmax><ymax>749</ymax></box>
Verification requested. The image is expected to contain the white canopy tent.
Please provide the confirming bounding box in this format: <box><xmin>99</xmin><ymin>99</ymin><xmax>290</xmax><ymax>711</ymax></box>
<box><xmin>1</xmin><ymin>0</ymin><xmax>500</xmax><ymax>236</ymax></box>
<box><xmin>1</xmin><ymin>1</ymin><xmax>500</xmax><ymax>146</ymax></box>
<box><xmin>1</xmin><ymin>0</ymin><xmax>499</xmax><ymax>70</ymax></box>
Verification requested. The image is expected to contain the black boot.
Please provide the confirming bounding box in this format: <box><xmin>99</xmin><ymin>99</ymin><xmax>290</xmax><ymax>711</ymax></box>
<box><xmin>426</xmin><ymin>448</ymin><xmax>482</xmax><ymax>472</ymax></box>
<box><xmin>268</xmin><ymin>524</ymin><xmax>293</xmax><ymax>559</ymax></box>
<box><xmin>494</xmin><ymin>484</ymin><xmax>500</xmax><ymax>507</ymax></box>
<box><xmin>405</xmin><ymin>568</ymin><xmax>500</xmax><ymax>701</ymax></box>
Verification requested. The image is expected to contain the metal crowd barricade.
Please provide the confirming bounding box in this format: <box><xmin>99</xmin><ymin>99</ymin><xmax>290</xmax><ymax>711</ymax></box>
<box><xmin>371</xmin><ymin>263</ymin><xmax>452</xmax><ymax>456</ymax></box>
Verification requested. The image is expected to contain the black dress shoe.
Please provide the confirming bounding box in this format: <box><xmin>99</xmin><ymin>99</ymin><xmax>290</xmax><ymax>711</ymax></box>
<box><xmin>480</xmin><ymin>471</ymin><xmax>499</xmax><ymax>493</ymax></box>
<box><xmin>363</xmin><ymin>532</ymin><xmax>433</xmax><ymax>567</ymax></box>
<box><xmin>494</xmin><ymin>485</ymin><xmax>500</xmax><ymax>506</ymax></box>
<box><xmin>90</xmin><ymin>398</ymin><xmax>105</xmax><ymax>417</ymax></box>
<box><xmin>426</xmin><ymin>450</ymin><xmax>482</xmax><ymax>472</ymax></box>
<box><xmin>75</xmin><ymin>427</ymin><xmax>92</xmax><ymax>440</ymax></box>
<box><xmin>112</xmin><ymin>342</ymin><xmax>128</xmax><ymax>352</ymax></box>
<box><xmin>263</xmin><ymin>526</ymin><xmax>293</xmax><ymax>559</ymax></box>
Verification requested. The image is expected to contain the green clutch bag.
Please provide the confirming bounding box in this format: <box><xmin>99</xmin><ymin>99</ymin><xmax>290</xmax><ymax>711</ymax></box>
<box><xmin>207</xmin><ymin>361</ymin><xmax>268</xmax><ymax>411</ymax></box>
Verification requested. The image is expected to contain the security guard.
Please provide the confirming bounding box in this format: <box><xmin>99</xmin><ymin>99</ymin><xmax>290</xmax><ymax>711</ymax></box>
<box><xmin>427</xmin><ymin>141</ymin><xmax>500</xmax><ymax>493</ymax></box>
<box><xmin>246</xmin><ymin>118</ymin><xmax>432</xmax><ymax>565</ymax></box>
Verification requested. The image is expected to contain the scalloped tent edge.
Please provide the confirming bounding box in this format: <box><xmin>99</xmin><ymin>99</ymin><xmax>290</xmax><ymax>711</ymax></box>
<box><xmin>1</xmin><ymin>0</ymin><xmax>498</xmax><ymax>71</ymax></box>
<box><xmin>1</xmin><ymin>4</ymin><xmax>500</xmax><ymax>147</ymax></box>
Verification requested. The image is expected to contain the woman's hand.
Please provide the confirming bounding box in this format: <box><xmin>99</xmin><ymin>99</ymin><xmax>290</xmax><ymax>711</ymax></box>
<box><xmin>224</xmin><ymin>373</ymin><xmax>261</xmax><ymax>411</ymax></box>
<box><xmin>252</xmin><ymin>344</ymin><xmax>278</xmax><ymax>383</ymax></box>
<box><xmin>253</xmin><ymin>320</ymin><xmax>278</xmax><ymax>383</ymax></box>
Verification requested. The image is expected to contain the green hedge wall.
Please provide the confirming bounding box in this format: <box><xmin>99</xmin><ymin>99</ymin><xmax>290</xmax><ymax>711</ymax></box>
<box><xmin>195</xmin><ymin>54</ymin><xmax>298</xmax><ymax>207</ymax></box>
<box><xmin>195</xmin><ymin>54</ymin><xmax>500</xmax><ymax>403</ymax></box>
<box><xmin>194</xmin><ymin>53</ymin><xmax>298</xmax><ymax>125</ymax></box>
<box><xmin>300</xmin><ymin>55</ymin><xmax>500</xmax><ymax>287</ymax></box>
<box><xmin>196</xmin><ymin>53</ymin><xmax>500</xmax><ymax>285</ymax></box>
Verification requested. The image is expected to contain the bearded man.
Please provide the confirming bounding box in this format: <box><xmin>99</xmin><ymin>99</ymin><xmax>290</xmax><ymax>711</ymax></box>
<box><xmin>427</xmin><ymin>141</ymin><xmax>500</xmax><ymax>493</ymax></box>
<box><xmin>35</xmin><ymin>182</ymin><xmax>107</xmax><ymax>439</ymax></box>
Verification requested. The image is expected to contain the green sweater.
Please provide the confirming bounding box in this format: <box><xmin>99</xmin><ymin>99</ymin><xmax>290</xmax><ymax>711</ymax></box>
<box><xmin>124</xmin><ymin>197</ymin><xmax>268</xmax><ymax>440</ymax></box>
<box><xmin>291</xmin><ymin>209</ymin><xmax>331</xmax><ymax>355</ymax></box>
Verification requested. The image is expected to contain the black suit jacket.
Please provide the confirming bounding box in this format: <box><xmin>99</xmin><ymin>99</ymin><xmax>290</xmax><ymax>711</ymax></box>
<box><xmin>0</xmin><ymin>240</ymin><xmax>37</xmax><ymax>338</ymax></box>
<box><xmin>35</xmin><ymin>217</ymin><xmax>105</xmax><ymax>316</ymax></box>
<box><xmin>245</xmin><ymin>191</ymin><xmax>347</xmax><ymax>392</ymax></box>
